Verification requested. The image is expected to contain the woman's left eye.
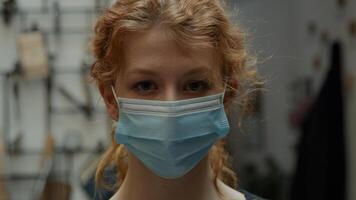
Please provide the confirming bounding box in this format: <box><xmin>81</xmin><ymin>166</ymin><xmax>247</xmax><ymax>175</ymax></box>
<box><xmin>184</xmin><ymin>80</ymin><xmax>211</xmax><ymax>92</ymax></box>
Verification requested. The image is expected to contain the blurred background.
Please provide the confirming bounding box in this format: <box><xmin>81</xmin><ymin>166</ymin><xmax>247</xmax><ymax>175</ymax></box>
<box><xmin>0</xmin><ymin>0</ymin><xmax>355</xmax><ymax>199</ymax></box>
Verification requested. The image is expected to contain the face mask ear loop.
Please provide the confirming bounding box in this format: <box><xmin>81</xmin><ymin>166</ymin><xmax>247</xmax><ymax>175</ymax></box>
<box><xmin>111</xmin><ymin>85</ymin><xmax>119</xmax><ymax>106</ymax></box>
<box><xmin>111</xmin><ymin>86</ymin><xmax>120</xmax><ymax>123</ymax></box>
<box><xmin>222</xmin><ymin>82</ymin><xmax>227</xmax><ymax>102</ymax></box>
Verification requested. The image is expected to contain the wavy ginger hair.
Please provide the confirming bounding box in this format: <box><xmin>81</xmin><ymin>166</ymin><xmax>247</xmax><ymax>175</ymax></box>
<box><xmin>90</xmin><ymin>0</ymin><xmax>260</xmax><ymax>197</ymax></box>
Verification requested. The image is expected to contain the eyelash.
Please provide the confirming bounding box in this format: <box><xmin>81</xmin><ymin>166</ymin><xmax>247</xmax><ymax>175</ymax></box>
<box><xmin>131</xmin><ymin>80</ymin><xmax>212</xmax><ymax>94</ymax></box>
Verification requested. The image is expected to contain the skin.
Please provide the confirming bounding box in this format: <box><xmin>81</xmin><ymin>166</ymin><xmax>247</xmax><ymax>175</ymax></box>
<box><xmin>100</xmin><ymin>24</ymin><xmax>244</xmax><ymax>200</ymax></box>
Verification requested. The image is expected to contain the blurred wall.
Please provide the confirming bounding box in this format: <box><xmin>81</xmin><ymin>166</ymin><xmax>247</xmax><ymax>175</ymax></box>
<box><xmin>293</xmin><ymin>1</ymin><xmax>356</xmax><ymax>200</ymax></box>
<box><xmin>227</xmin><ymin>0</ymin><xmax>299</xmax><ymax>175</ymax></box>
<box><xmin>0</xmin><ymin>1</ymin><xmax>108</xmax><ymax>199</ymax></box>
<box><xmin>226</xmin><ymin>0</ymin><xmax>355</xmax><ymax>200</ymax></box>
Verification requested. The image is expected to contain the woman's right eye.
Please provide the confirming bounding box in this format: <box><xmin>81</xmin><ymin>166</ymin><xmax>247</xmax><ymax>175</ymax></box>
<box><xmin>132</xmin><ymin>80</ymin><xmax>157</xmax><ymax>93</ymax></box>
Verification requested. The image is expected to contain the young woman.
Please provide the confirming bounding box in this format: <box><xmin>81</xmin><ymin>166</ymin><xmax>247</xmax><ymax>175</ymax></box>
<box><xmin>90</xmin><ymin>0</ymin><xmax>263</xmax><ymax>199</ymax></box>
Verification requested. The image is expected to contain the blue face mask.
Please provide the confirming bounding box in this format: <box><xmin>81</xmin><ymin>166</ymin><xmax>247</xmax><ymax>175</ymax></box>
<box><xmin>111</xmin><ymin>86</ymin><xmax>230</xmax><ymax>179</ymax></box>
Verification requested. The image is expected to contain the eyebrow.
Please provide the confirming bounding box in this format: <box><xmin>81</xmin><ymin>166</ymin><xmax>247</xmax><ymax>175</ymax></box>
<box><xmin>184</xmin><ymin>67</ymin><xmax>212</xmax><ymax>76</ymax></box>
<box><xmin>126</xmin><ymin>66</ymin><xmax>212</xmax><ymax>77</ymax></box>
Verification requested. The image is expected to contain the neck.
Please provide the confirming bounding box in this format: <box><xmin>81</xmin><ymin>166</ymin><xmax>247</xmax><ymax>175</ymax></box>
<box><xmin>116</xmin><ymin>152</ymin><xmax>220</xmax><ymax>200</ymax></box>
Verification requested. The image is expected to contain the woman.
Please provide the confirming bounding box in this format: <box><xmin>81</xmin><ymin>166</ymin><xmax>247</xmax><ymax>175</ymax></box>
<box><xmin>90</xmin><ymin>0</ymin><xmax>264</xmax><ymax>199</ymax></box>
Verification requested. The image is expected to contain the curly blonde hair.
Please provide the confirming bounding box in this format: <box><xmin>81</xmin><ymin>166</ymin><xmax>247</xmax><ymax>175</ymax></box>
<box><xmin>90</xmin><ymin>0</ymin><xmax>262</xmax><ymax>197</ymax></box>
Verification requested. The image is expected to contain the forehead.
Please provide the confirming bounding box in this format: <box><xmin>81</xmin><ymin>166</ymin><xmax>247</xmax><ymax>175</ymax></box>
<box><xmin>121</xmin><ymin>25</ymin><xmax>220</xmax><ymax>75</ymax></box>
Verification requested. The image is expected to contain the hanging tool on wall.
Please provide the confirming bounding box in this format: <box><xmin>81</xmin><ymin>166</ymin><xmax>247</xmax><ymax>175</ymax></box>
<box><xmin>0</xmin><ymin>129</ymin><xmax>9</xmax><ymax>200</ymax></box>
<box><xmin>1</xmin><ymin>0</ymin><xmax>16</xmax><ymax>26</ymax></box>
<box><xmin>53</xmin><ymin>54</ymin><xmax>94</xmax><ymax>120</ymax></box>
<box><xmin>32</xmin><ymin>134</ymin><xmax>55</xmax><ymax>200</ymax></box>
<box><xmin>53</xmin><ymin>1</ymin><xmax>61</xmax><ymax>36</ymax></box>
<box><xmin>57</xmin><ymin>83</ymin><xmax>93</xmax><ymax>120</ymax></box>
<box><xmin>1</xmin><ymin>28</ymin><xmax>52</xmax><ymax>153</ymax></box>
<box><xmin>11</xmin><ymin>62</ymin><xmax>23</xmax><ymax>154</ymax></box>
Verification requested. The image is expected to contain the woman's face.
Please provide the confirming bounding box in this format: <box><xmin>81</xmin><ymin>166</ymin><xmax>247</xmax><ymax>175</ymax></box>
<box><xmin>104</xmin><ymin>25</ymin><xmax>224</xmax><ymax>120</ymax></box>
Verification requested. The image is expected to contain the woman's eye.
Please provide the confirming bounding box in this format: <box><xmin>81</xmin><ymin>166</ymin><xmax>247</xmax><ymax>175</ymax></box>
<box><xmin>133</xmin><ymin>80</ymin><xmax>157</xmax><ymax>92</ymax></box>
<box><xmin>185</xmin><ymin>80</ymin><xmax>211</xmax><ymax>92</ymax></box>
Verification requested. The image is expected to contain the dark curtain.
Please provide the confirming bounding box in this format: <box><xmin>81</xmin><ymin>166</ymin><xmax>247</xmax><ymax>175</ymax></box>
<box><xmin>290</xmin><ymin>41</ymin><xmax>347</xmax><ymax>200</ymax></box>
